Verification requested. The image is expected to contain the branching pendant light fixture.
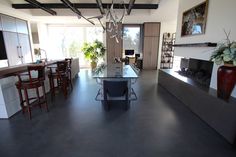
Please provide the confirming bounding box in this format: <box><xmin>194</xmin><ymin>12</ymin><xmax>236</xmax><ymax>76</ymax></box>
<box><xmin>89</xmin><ymin>0</ymin><xmax>128</xmax><ymax>43</ymax></box>
<box><xmin>106</xmin><ymin>0</ymin><xmax>126</xmax><ymax>43</ymax></box>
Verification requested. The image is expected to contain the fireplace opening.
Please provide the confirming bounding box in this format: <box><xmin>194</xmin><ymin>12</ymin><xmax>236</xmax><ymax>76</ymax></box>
<box><xmin>178</xmin><ymin>58</ymin><xmax>214</xmax><ymax>87</ymax></box>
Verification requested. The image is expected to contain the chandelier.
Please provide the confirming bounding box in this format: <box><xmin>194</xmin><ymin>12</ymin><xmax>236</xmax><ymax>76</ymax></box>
<box><xmin>88</xmin><ymin>0</ymin><xmax>126</xmax><ymax>43</ymax></box>
<box><xmin>106</xmin><ymin>0</ymin><xmax>126</xmax><ymax>43</ymax></box>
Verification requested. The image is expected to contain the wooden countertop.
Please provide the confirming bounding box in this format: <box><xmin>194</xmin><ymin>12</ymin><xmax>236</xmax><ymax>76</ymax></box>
<box><xmin>0</xmin><ymin>60</ymin><xmax>60</xmax><ymax>79</ymax></box>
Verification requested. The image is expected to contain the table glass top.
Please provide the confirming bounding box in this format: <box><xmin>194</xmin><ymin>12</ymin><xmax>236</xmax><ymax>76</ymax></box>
<box><xmin>92</xmin><ymin>64</ymin><xmax>139</xmax><ymax>78</ymax></box>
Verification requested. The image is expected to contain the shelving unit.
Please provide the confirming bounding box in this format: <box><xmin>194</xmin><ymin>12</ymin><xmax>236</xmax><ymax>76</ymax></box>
<box><xmin>160</xmin><ymin>33</ymin><xmax>175</xmax><ymax>69</ymax></box>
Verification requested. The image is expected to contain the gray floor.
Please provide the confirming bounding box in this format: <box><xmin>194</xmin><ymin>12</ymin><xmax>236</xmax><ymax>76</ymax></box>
<box><xmin>0</xmin><ymin>69</ymin><xmax>236</xmax><ymax>157</ymax></box>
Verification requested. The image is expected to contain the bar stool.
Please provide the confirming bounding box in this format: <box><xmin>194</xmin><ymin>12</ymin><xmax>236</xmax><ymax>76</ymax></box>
<box><xmin>48</xmin><ymin>61</ymin><xmax>70</xmax><ymax>99</ymax></box>
<box><xmin>15</xmin><ymin>65</ymin><xmax>48</xmax><ymax>120</ymax></box>
<box><xmin>65</xmin><ymin>58</ymin><xmax>73</xmax><ymax>89</ymax></box>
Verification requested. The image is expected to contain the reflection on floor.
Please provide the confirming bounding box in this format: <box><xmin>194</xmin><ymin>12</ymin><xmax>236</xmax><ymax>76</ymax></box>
<box><xmin>0</xmin><ymin>69</ymin><xmax>235</xmax><ymax>157</ymax></box>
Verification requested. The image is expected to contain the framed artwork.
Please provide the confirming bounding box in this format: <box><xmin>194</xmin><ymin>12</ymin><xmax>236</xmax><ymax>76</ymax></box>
<box><xmin>181</xmin><ymin>0</ymin><xmax>209</xmax><ymax>37</ymax></box>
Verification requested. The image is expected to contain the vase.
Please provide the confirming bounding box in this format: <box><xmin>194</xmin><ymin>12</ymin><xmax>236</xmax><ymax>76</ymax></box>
<box><xmin>91</xmin><ymin>61</ymin><xmax>97</xmax><ymax>70</ymax></box>
<box><xmin>217</xmin><ymin>65</ymin><xmax>236</xmax><ymax>101</ymax></box>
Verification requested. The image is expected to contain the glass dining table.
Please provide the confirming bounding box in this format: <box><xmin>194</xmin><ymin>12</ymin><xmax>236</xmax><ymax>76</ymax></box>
<box><xmin>93</xmin><ymin>64</ymin><xmax>139</xmax><ymax>101</ymax></box>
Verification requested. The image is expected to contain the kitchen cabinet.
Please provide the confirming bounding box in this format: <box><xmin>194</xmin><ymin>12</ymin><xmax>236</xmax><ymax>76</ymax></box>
<box><xmin>1</xmin><ymin>14</ymin><xmax>17</xmax><ymax>32</ymax></box>
<box><xmin>143</xmin><ymin>37</ymin><xmax>159</xmax><ymax>69</ymax></box>
<box><xmin>3</xmin><ymin>32</ymin><xmax>32</xmax><ymax>66</ymax></box>
<box><xmin>18</xmin><ymin>33</ymin><xmax>32</xmax><ymax>63</ymax></box>
<box><xmin>144</xmin><ymin>23</ymin><xmax>160</xmax><ymax>37</ymax></box>
<box><xmin>0</xmin><ymin>13</ymin><xmax>32</xmax><ymax>66</ymax></box>
<box><xmin>3</xmin><ymin>32</ymin><xmax>22</xmax><ymax>65</ymax></box>
<box><xmin>143</xmin><ymin>22</ymin><xmax>160</xmax><ymax>69</ymax></box>
<box><xmin>16</xmin><ymin>19</ymin><xmax>28</xmax><ymax>34</ymax></box>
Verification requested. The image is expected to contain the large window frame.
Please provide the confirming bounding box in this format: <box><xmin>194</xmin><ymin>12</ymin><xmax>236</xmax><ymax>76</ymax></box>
<box><xmin>47</xmin><ymin>25</ymin><xmax>104</xmax><ymax>68</ymax></box>
<box><xmin>122</xmin><ymin>24</ymin><xmax>143</xmax><ymax>57</ymax></box>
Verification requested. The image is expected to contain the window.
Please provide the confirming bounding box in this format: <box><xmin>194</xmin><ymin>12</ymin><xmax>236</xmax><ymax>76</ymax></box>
<box><xmin>123</xmin><ymin>25</ymin><xmax>142</xmax><ymax>56</ymax></box>
<box><xmin>47</xmin><ymin>25</ymin><xmax>103</xmax><ymax>68</ymax></box>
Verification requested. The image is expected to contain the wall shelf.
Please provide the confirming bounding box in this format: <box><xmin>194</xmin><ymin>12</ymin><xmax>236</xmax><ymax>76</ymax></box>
<box><xmin>173</xmin><ymin>42</ymin><xmax>217</xmax><ymax>47</ymax></box>
<box><xmin>160</xmin><ymin>33</ymin><xmax>175</xmax><ymax>69</ymax></box>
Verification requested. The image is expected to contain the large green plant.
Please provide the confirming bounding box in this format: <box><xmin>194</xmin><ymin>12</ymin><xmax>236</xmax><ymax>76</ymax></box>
<box><xmin>81</xmin><ymin>40</ymin><xmax>105</xmax><ymax>62</ymax></box>
<box><xmin>210</xmin><ymin>31</ymin><xmax>236</xmax><ymax>65</ymax></box>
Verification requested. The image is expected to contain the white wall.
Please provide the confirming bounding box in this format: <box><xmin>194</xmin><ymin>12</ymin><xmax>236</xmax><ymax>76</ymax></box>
<box><xmin>0</xmin><ymin>0</ymin><xmax>32</xmax><ymax>20</ymax></box>
<box><xmin>175</xmin><ymin>0</ymin><xmax>236</xmax><ymax>98</ymax></box>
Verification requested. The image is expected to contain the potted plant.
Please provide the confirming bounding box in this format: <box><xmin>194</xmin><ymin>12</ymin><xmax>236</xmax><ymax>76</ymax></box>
<box><xmin>81</xmin><ymin>40</ymin><xmax>106</xmax><ymax>69</ymax></box>
<box><xmin>210</xmin><ymin>31</ymin><xmax>236</xmax><ymax>101</ymax></box>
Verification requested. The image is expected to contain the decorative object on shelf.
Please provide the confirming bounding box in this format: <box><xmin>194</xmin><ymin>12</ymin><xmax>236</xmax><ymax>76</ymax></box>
<box><xmin>210</xmin><ymin>31</ymin><xmax>236</xmax><ymax>101</ymax></box>
<box><xmin>34</xmin><ymin>48</ymin><xmax>41</xmax><ymax>60</ymax></box>
<box><xmin>217</xmin><ymin>65</ymin><xmax>236</xmax><ymax>101</ymax></box>
<box><xmin>81</xmin><ymin>40</ymin><xmax>106</xmax><ymax>69</ymax></box>
<box><xmin>160</xmin><ymin>32</ymin><xmax>175</xmax><ymax>69</ymax></box>
<box><xmin>181</xmin><ymin>0</ymin><xmax>209</xmax><ymax>37</ymax></box>
<box><xmin>34</xmin><ymin>48</ymin><xmax>48</xmax><ymax>63</ymax></box>
<box><xmin>173</xmin><ymin>42</ymin><xmax>217</xmax><ymax>47</ymax></box>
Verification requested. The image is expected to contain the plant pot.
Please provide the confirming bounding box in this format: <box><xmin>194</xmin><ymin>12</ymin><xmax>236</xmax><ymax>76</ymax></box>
<box><xmin>90</xmin><ymin>61</ymin><xmax>97</xmax><ymax>69</ymax></box>
<box><xmin>217</xmin><ymin>65</ymin><xmax>236</xmax><ymax>101</ymax></box>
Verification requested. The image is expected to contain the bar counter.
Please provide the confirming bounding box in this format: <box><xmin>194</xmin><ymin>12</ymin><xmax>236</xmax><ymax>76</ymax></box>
<box><xmin>0</xmin><ymin>58</ymin><xmax>80</xmax><ymax>119</ymax></box>
<box><xmin>0</xmin><ymin>60</ymin><xmax>61</xmax><ymax>79</ymax></box>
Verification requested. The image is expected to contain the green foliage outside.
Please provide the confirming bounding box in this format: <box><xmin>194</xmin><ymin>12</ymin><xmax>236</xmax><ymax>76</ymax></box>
<box><xmin>69</xmin><ymin>41</ymin><xmax>80</xmax><ymax>57</ymax></box>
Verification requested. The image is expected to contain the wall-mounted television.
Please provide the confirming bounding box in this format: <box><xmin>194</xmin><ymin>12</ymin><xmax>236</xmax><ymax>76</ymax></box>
<box><xmin>125</xmin><ymin>49</ymin><xmax>134</xmax><ymax>56</ymax></box>
<box><xmin>0</xmin><ymin>31</ymin><xmax>7</xmax><ymax>59</ymax></box>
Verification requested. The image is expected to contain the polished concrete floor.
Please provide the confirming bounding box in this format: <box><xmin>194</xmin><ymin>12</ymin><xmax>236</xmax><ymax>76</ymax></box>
<box><xmin>0</xmin><ymin>69</ymin><xmax>236</xmax><ymax>157</ymax></box>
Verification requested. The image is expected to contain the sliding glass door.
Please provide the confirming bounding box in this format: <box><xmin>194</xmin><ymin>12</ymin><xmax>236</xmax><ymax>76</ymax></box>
<box><xmin>48</xmin><ymin>25</ymin><xmax>103</xmax><ymax>68</ymax></box>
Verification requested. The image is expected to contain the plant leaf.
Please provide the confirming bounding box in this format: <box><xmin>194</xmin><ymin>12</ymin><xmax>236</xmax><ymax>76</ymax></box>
<box><xmin>230</xmin><ymin>42</ymin><xmax>236</xmax><ymax>48</ymax></box>
<box><xmin>223</xmin><ymin>54</ymin><xmax>232</xmax><ymax>62</ymax></box>
<box><xmin>215</xmin><ymin>56</ymin><xmax>223</xmax><ymax>65</ymax></box>
<box><xmin>223</xmin><ymin>48</ymin><xmax>231</xmax><ymax>54</ymax></box>
<box><xmin>233</xmin><ymin>59</ymin><xmax>236</xmax><ymax>66</ymax></box>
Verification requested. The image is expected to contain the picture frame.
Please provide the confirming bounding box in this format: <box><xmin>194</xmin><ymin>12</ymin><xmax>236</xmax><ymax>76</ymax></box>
<box><xmin>181</xmin><ymin>0</ymin><xmax>209</xmax><ymax>37</ymax></box>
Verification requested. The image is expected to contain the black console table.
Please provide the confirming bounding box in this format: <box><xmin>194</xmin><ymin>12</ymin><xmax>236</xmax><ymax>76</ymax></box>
<box><xmin>158</xmin><ymin>69</ymin><xmax>236</xmax><ymax>144</ymax></box>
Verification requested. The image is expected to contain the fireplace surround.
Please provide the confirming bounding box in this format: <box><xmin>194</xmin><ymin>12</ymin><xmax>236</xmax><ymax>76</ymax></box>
<box><xmin>158</xmin><ymin>69</ymin><xmax>236</xmax><ymax>144</ymax></box>
<box><xmin>178</xmin><ymin>58</ymin><xmax>213</xmax><ymax>87</ymax></box>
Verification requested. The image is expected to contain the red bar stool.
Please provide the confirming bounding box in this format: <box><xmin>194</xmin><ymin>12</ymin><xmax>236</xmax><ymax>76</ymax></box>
<box><xmin>48</xmin><ymin>61</ymin><xmax>70</xmax><ymax>99</ymax></box>
<box><xmin>15</xmin><ymin>65</ymin><xmax>48</xmax><ymax>120</ymax></box>
<box><xmin>65</xmin><ymin>58</ymin><xmax>73</xmax><ymax>89</ymax></box>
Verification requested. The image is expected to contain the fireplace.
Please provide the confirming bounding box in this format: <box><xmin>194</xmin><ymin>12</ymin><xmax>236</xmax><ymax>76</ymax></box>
<box><xmin>178</xmin><ymin>58</ymin><xmax>213</xmax><ymax>87</ymax></box>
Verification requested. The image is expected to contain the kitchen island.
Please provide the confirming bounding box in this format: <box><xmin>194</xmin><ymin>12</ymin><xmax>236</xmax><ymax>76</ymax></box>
<box><xmin>0</xmin><ymin>58</ymin><xmax>80</xmax><ymax>118</ymax></box>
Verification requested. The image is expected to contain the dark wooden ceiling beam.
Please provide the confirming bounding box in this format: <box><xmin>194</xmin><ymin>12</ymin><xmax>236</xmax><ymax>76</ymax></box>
<box><xmin>12</xmin><ymin>3</ymin><xmax>158</xmax><ymax>10</ymax></box>
<box><xmin>61</xmin><ymin>0</ymin><xmax>81</xmax><ymax>15</ymax></box>
<box><xmin>24</xmin><ymin>0</ymin><xmax>57</xmax><ymax>15</ymax></box>
<box><xmin>60</xmin><ymin>0</ymin><xmax>95</xmax><ymax>25</ymax></box>
<box><xmin>127</xmin><ymin>0</ymin><xmax>136</xmax><ymax>15</ymax></box>
<box><xmin>96</xmin><ymin>0</ymin><xmax>105</xmax><ymax>15</ymax></box>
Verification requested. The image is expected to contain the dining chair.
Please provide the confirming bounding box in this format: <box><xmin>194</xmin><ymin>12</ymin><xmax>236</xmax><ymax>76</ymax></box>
<box><xmin>103</xmin><ymin>80</ymin><xmax>130</xmax><ymax>110</ymax></box>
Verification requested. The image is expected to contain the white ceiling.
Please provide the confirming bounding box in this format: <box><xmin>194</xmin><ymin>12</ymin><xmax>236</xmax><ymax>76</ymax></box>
<box><xmin>4</xmin><ymin>0</ymin><xmax>178</xmax><ymax>27</ymax></box>
<box><xmin>8</xmin><ymin>0</ymin><xmax>163</xmax><ymax>23</ymax></box>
